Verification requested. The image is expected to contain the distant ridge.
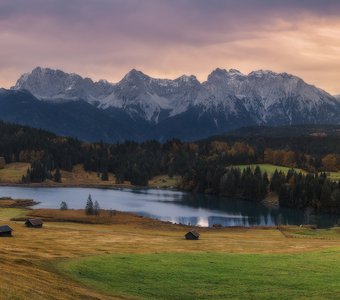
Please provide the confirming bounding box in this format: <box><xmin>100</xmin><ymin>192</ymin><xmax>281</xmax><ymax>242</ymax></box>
<box><xmin>0</xmin><ymin>66</ymin><xmax>338</xmax><ymax>142</ymax></box>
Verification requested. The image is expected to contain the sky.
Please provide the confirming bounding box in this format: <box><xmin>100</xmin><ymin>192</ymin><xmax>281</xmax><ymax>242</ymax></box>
<box><xmin>0</xmin><ymin>0</ymin><xmax>340</xmax><ymax>94</ymax></box>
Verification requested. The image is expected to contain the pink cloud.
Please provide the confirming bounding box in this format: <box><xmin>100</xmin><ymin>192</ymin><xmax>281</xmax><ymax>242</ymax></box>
<box><xmin>0</xmin><ymin>0</ymin><xmax>340</xmax><ymax>94</ymax></box>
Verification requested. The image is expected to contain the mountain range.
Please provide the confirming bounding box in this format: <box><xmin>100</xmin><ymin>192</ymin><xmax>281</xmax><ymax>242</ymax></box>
<box><xmin>0</xmin><ymin>66</ymin><xmax>339</xmax><ymax>142</ymax></box>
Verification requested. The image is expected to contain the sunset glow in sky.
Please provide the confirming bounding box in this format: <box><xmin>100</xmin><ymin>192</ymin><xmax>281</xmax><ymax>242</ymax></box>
<box><xmin>1</xmin><ymin>0</ymin><xmax>340</xmax><ymax>94</ymax></box>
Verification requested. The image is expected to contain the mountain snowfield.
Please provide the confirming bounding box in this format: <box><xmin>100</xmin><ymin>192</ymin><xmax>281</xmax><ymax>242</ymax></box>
<box><xmin>5</xmin><ymin>66</ymin><xmax>340</xmax><ymax>141</ymax></box>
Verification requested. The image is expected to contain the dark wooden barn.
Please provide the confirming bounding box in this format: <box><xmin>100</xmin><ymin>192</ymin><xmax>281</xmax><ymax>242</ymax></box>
<box><xmin>0</xmin><ymin>225</ymin><xmax>13</xmax><ymax>237</ymax></box>
<box><xmin>25</xmin><ymin>218</ymin><xmax>43</xmax><ymax>228</ymax></box>
<box><xmin>185</xmin><ymin>230</ymin><xmax>200</xmax><ymax>240</ymax></box>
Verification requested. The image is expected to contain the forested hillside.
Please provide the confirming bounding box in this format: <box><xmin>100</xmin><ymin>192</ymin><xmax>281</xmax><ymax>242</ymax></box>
<box><xmin>0</xmin><ymin>121</ymin><xmax>84</xmax><ymax>170</ymax></box>
<box><xmin>1</xmin><ymin>121</ymin><xmax>339</xmax><ymax>213</ymax></box>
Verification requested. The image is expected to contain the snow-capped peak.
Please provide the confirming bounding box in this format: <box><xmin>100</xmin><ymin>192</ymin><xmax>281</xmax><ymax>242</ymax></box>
<box><xmin>11</xmin><ymin>66</ymin><xmax>340</xmax><ymax>126</ymax></box>
<box><xmin>122</xmin><ymin>69</ymin><xmax>150</xmax><ymax>82</ymax></box>
<box><xmin>12</xmin><ymin>67</ymin><xmax>114</xmax><ymax>103</ymax></box>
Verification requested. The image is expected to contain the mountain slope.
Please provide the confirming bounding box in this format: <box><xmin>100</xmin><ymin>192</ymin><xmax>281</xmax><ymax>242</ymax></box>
<box><xmin>7</xmin><ymin>67</ymin><xmax>340</xmax><ymax>142</ymax></box>
<box><xmin>0</xmin><ymin>89</ymin><xmax>141</xmax><ymax>142</ymax></box>
<box><xmin>13</xmin><ymin>67</ymin><xmax>114</xmax><ymax>104</ymax></box>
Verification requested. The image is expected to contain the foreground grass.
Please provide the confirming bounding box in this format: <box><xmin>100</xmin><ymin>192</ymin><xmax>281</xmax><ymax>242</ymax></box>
<box><xmin>59</xmin><ymin>251</ymin><xmax>340</xmax><ymax>300</ymax></box>
<box><xmin>0</xmin><ymin>208</ymin><xmax>28</xmax><ymax>220</ymax></box>
<box><xmin>2</xmin><ymin>207</ymin><xmax>340</xmax><ymax>299</ymax></box>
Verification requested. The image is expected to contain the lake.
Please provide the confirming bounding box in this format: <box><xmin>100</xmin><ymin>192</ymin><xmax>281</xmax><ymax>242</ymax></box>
<box><xmin>0</xmin><ymin>186</ymin><xmax>338</xmax><ymax>227</ymax></box>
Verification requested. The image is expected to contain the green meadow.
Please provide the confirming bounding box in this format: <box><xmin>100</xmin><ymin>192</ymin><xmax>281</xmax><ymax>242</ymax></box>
<box><xmin>232</xmin><ymin>163</ymin><xmax>305</xmax><ymax>176</ymax></box>
<box><xmin>0</xmin><ymin>207</ymin><xmax>27</xmax><ymax>220</ymax></box>
<box><xmin>325</xmin><ymin>172</ymin><xmax>340</xmax><ymax>181</ymax></box>
<box><xmin>232</xmin><ymin>163</ymin><xmax>340</xmax><ymax>181</ymax></box>
<box><xmin>58</xmin><ymin>250</ymin><xmax>340</xmax><ymax>300</ymax></box>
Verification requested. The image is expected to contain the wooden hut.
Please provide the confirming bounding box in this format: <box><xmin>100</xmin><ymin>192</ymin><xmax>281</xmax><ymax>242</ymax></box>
<box><xmin>0</xmin><ymin>225</ymin><xmax>13</xmax><ymax>237</ymax></box>
<box><xmin>25</xmin><ymin>218</ymin><xmax>43</xmax><ymax>228</ymax></box>
<box><xmin>185</xmin><ymin>230</ymin><xmax>200</xmax><ymax>240</ymax></box>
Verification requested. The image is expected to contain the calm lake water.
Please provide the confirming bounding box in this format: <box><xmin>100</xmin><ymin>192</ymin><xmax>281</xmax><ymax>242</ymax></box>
<box><xmin>0</xmin><ymin>186</ymin><xmax>337</xmax><ymax>227</ymax></box>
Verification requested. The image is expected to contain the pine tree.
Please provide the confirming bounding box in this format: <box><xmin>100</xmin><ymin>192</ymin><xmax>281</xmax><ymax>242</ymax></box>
<box><xmin>93</xmin><ymin>200</ymin><xmax>100</xmax><ymax>215</ymax></box>
<box><xmin>85</xmin><ymin>194</ymin><xmax>94</xmax><ymax>215</ymax></box>
<box><xmin>60</xmin><ymin>201</ymin><xmax>68</xmax><ymax>210</ymax></box>
<box><xmin>54</xmin><ymin>167</ymin><xmax>62</xmax><ymax>183</ymax></box>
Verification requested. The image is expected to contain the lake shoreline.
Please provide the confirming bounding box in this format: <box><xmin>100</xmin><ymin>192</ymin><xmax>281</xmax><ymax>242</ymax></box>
<box><xmin>11</xmin><ymin>208</ymin><xmax>284</xmax><ymax>230</ymax></box>
<box><xmin>0</xmin><ymin>196</ymin><xmax>38</xmax><ymax>208</ymax></box>
<box><xmin>0</xmin><ymin>184</ymin><xmax>337</xmax><ymax>228</ymax></box>
<box><xmin>0</xmin><ymin>181</ymin><xmax>182</xmax><ymax>192</ymax></box>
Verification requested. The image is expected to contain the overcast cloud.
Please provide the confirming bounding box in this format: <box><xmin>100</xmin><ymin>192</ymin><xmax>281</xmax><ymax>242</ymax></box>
<box><xmin>1</xmin><ymin>0</ymin><xmax>340</xmax><ymax>94</ymax></box>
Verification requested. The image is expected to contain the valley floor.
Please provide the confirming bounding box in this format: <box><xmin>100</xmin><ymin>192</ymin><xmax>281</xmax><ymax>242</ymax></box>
<box><xmin>0</xmin><ymin>163</ymin><xmax>338</xmax><ymax>193</ymax></box>
<box><xmin>1</xmin><ymin>207</ymin><xmax>340</xmax><ymax>299</ymax></box>
<box><xmin>0</xmin><ymin>163</ymin><xmax>181</xmax><ymax>190</ymax></box>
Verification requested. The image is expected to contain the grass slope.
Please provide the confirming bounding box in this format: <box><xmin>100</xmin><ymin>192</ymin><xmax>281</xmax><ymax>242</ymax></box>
<box><xmin>0</xmin><ymin>208</ymin><xmax>27</xmax><ymax>221</ymax></box>
<box><xmin>325</xmin><ymin>172</ymin><xmax>340</xmax><ymax>181</ymax></box>
<box><xmin>0</xmin><ymin>163</ymin><xmax>182</xmax><ymax>187</ymax></box>
<box><xmin>232</xmin><ymin>163</ymin><xmax>305</xmax><ymax>176</ymax></box>
<box><xmin>59</xmin><ymin>251</ymin><xmax>340</xmax><ymax>300</ymax></box>
<box><xmin>0</xmin><ymin>162</ymin><xmax>30</xmax><ymax>183</ymax></box>
<box><xmin>2</xmin><ymin>207</ymin><xmax>340</xmax><ymax>299</ymax></box>
<box><xmin>148</xmin><ymin>175</ymin><xmax>181</xmax><ymax>189</ymax></box>
<box><xmin>233</xmin><ymin>163</ymin><xmax>340</xmax><ymax>181</ymax></box>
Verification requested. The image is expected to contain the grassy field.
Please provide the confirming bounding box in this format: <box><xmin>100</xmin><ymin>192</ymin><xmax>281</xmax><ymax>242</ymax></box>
<box><xmin>1</xmin><ymin>208</ymin><xmax>340</xmax><ymax>299</ymax></box>
<box><xmin>0</xmin><ymin>163</ymin><xmax>133</xmax><ymax>187</ymax></box>
<box><xmin>0</xmin><ymin>207</ymin><xmax>27</xmax><ymax>220</ymax></box>
<box><xmin>0</xmin><ymin>162</ymin><xmax>30</xmax><ymax>183</ymax></box>
<box><xmin>325</xmin><ymin>172</ymin><xmax>340</xmax><ymax>181</ymax></box>
<box><xmin>281</xmin><ymin>226</ymin><xmax>340</xmax><ymax>238</ymax></box>
<box><xmin>0</xmin><ymin>162</ymin><xmax>337</xmax><ymax>188</ymax></box>
<box><xmin>59</xmin><ymin>251</ymin><xmax>340</xmax><ymax>300</ymax></box>
<box><xmin>0</xmin><ymin>162</ymin><xmax>340</xmax><ymax>298</ymax></box>
<box><xmin>54</xmin><ymin>164</ymin><xmax>120</xmax><ymax>186</ymax></box>
<box><xmin>232</xmin><ymin>163</ymin><xmax>306</xmax><ymax>176</ymax></box>
<box><xmin>233</xmin><ymin>164</ymin><xmax>340</xmax><ymax>182</ymax></box>
<box><xmin>148</xmin><ymin>175</ymin><xmax>181</xmax><ymax>188</ymax></box>
<box><xmin>0</xmin><ymin>163</ymin><xmax>182</xmax><ymax>188</ymax></box>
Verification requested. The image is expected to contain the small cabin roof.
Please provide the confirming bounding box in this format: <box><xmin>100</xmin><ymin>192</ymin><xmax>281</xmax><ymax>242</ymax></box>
<box><xmin>25</xmin><ymin>218</ymin><xmax>43</xmax><ymax>226</ymax></box>
<box><xmin>0</xmin><ymin>225</ymin><xmax>13</xmax><ymax>233</ymax></box>
<box><xmin>186</xmin><ymin>230</ymin><xmax>200</xmax><ymax>238</ymax></box>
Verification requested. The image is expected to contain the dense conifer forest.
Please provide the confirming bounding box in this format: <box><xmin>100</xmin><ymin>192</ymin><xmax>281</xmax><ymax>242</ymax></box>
<box><xmin>1</xmin><ymin>121</ymin><xmax>340</xmax><ymax>213</ymax></box>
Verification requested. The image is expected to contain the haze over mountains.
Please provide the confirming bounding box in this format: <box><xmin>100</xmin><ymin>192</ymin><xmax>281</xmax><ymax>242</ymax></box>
<box><xmin>1</xmin><ymin>67</ymin><xmax>339</xmax><ymax>142</ymax></box>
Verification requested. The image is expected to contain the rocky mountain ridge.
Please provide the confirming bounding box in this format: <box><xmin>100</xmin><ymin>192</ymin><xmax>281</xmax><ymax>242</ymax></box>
<box><xmin>5</xmin><ymin>66</ymin><xmax>340</xmax><ymax>141</ymax></box>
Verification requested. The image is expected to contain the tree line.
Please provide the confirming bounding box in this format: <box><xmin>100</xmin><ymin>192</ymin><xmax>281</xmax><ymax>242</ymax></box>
<box><xmin>0</xmin><ymin>121</ymin><xmax>340</xmax><ymax>213</ymax></box>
